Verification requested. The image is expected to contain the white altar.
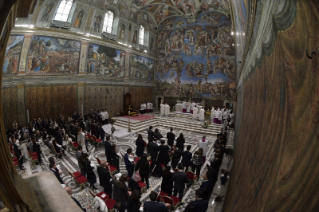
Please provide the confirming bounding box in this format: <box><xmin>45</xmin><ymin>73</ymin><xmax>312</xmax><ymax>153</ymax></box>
<box><xmin>175</xmin><ymin>103</ymin><xmax>183</xmax><ymax>112</ymax></box>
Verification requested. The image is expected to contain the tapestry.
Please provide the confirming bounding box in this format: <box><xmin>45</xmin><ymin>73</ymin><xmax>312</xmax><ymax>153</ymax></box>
<box><xmin>26</xmin><ymin>36</ymin><xmax>81</xmax><ymax>74</ymax></box>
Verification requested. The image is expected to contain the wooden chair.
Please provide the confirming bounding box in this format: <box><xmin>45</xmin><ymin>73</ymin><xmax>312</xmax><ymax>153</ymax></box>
<box><xmin>157</xmin><ymin>191</ymin><xmax>168</xmax><ymax>202</ymax></box>
<box><xmin>50</xmin><ymin>143</ymin><xmax>63</xmax><ymax>158</ymax></box>
<box><xmin>163</xmin><ymin>195</ymin><xmax>181</xmax><ymax>209</ymax></box>
<box><xmin>70</xmin><ymin>141</ymin><xmax>80</xmax><ymax>151</ymax></box>
<box><xmin>104</xmin><ymin>198</ymin><xmax>117</xmax><ymax>212</ymax></box>
<box><xmin>185</xmin><ymin>171</ymin><xmax>198</xmax><ymax>184</ymax></box>
<box><xmin>136</xmin><ymin>181</ymin><xmax>147</xmax><ymax>193</ymax></box>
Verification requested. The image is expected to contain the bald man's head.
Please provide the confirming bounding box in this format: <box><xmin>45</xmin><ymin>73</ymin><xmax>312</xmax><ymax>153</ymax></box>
<box><xmin>100</xmin><ymin>161</ymin><xmax>107</xmax><ymax>167</ymax></box>
<box><xmin>65</xmin><ymin>187</ymin><xmax>72</xmax><ymax>195</ymax></box>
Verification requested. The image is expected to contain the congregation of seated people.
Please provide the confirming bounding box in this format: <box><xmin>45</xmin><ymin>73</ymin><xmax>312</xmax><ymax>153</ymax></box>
<box><xmin>6</xmin><ymin>109</ymin><xmax>231</xmax><ymax>212</ymax></box>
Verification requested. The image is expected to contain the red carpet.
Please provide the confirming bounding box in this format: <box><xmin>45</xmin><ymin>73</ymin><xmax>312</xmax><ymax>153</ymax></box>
<box><xmin>122</xmin><ymin>114</ymin><xmax>155</xmax><ymax>121</ymax></box>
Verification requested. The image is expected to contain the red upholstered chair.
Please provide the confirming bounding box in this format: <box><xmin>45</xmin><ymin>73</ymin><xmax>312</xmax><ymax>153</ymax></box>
<box><xmin>163</xmin><ymin>195</ymin><xmax>181</xmax><ymax>209</ymax></box>
<box><xmin>105</xmin><ymin>198</ymin><xmax>117</xmax><ymax>212</ymax></box>
<box><xmin>136</xmin><ymin>181</ymin><xmax>147</xmax><ymax>193</ymax></box>
<box><xmin>135</xmin><ymin>157</ymin><xmax>140</xmax><ymax>163</ymax></box>
<box><xmin>144</xmin><ymin>141</ymin><xmax>147</xmax><ymax>147</ymax></box>
<box><xmin>50</xmin><ymin>143</ymin><xmax>63</xmax><ymax>158</ymax></box>
<box><xmin>174</xmin><ymin>168</ymin><xmax>178</xmax><ymax>172</ymax></box>
<box><xmin>92</xmin><ymin>135</ymin><xmax>102</xmax><ymax>147</ymax></box>
<box><xmin>66</xmin><ymin>168</ymin><xmax>88</xmax><ymax>190</ymax></box>
<box><xmin>71</xmin><ymin>141</ymin><xmax>80</xmax><ymax>151</ymax></box>
<box><xmin>157</xmin><ymin>191</ymin><xmax>168</xmax><ymax>202</ymax></box>
<box><xmin>28</xmin><ymin>150</ymin><xmax>39</xmax><ymax>167</ymax></box>
<box><xmin>89</xmin><ymin>190</ymin><xmax>109</xmax><ymax>201</ymax></box>
<box><xmin>185</xmin><ymin>171</ymin><xmax>198</xmax><ymax>184</ymax></box>
<box><xmin>106</xmin><ymin>163</ymin><xmax>118</xmax><ymax>175</ymax></box>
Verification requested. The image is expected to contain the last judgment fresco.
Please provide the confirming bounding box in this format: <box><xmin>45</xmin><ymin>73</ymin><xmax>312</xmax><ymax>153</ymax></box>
<box><xmin>155</xmin><ymin>11</ymin><xmax>236</xmax><ymax>101</ymax></box>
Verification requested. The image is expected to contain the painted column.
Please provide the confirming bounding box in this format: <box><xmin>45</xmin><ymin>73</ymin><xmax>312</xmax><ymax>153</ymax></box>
<box><xmin>18</xmin><ymin>34</ymin><xmax>32</xmax><ymax>74</ymax></box>
<box><xmin>16</xmin><ymin>84</ymin><xmax>26</xmax><ymax>124</ymax></box>
<box><xmin>124</xmin><ymin>51</ymin><xmax>130</xmax><ymax>78</ymax></box>
<box><xmin>79</xmin><ymin>41</ymin><xmax>88</xmax><ymax>74</ymax></box>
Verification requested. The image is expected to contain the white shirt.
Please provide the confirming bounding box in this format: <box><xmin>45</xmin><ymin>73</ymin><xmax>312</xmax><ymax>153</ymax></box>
<box><xmin>198</xmin><ymin>140</ymin><xmax>209</xmax><ymax>155</ymax></box>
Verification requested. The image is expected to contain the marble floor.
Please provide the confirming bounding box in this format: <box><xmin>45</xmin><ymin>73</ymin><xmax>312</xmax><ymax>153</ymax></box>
<box><xmin>15</xmin><ymin>113</ymin><xmax>233</xmax><ymax>212</ymax></box>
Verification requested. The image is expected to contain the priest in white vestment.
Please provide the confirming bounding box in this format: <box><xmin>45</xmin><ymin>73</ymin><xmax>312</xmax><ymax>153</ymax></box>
<box><xmin>193</xmin><ymin>106</ymin><xmax>198</xmax><ymax>120</ymax></box>
<box><xmin>217</xmin><ymin>109</ymin><xmax>223</xmax><ymax>124</ymax></box>
<box><xmin>160</xmin><ymin>103</ymin><xmax>165</xmax><ymax>116</ymax></box>
<box><xmin>199</xmin><ymin>108</ymin><xmax>205</xmax><ymax>121</ymax></box>
<box><xmin>182</xmin><ymin>101</ymin><xmax>187</xmax><ymax>113</ymax></box>
<box><xmin>186</xmin><ymin>101</ymin><xmax>191</xmax><ymax>113</ymax></box>
<box><xmin>164</xmin><ymin>104</ymin><xmax>170</xmax><ymax>116</ymax></box>
<box><xmin>210</xmin><ymin>106</ymin><xmax>215</xmax><ymax>121</ymax></box>
<box><xmin>191</xmin><ymin>102</ymin><xmax>196</xmax><ymax>114</ymax></box>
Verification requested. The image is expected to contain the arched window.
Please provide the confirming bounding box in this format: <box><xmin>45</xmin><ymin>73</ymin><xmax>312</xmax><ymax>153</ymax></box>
<box><xmin>139</xmin><ymin>25</ymin><xmax>144</xmax><ymax>45</ymax></box>
<box><xmin>54</xmin><ymin>0</ymin><xmax>73</xmax><ymax>22</ymax></box>
<box><xmin>102</xmin><ymin>11</ymin><xmax>114</xmax><ymax>33</ymax></box>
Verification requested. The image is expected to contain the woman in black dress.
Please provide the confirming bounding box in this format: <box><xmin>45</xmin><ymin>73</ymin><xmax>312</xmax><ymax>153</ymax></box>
<box><xmin>161</xmin><ymin>166</ymin><xmax>173</xmax><ymax>196</ymax></box>
<box><xmin>127</xmin><ymin>189</ymin><xmax>142</xmax><ymax>212</ymax></box>
<box><xmin>82</xmin><ymin>153</ymin><xmax>97</xmax><ymax>189</ymax></box>
<box><xmin>135</xmin><ymin>134</ymin><xmax>145</xmax><ymax>157</ymax></box>
<box><xmin>157</xmin><ymin>140</ymin><xmax>170</xmax><ymax>166</ymax></box>
<box><xmin>111</xmin><ymin>144</ymin><xmax>120</xmax><ymax>172</ymax></box>
<box><xmin>154</xmin><ymin>128</ymin><xmax>163</xmax><ymax>141</ymax></box>
<box><xmin>111</xmin><ymin>174</ymin><xmax>129</xmax><ymax>203</ymax></box>
<box><xmin>176</xmin><ymin>133</ymin><xmax>185</xmax><ymax>152</ymax></box>
<box><xmin>135</xmin><ymin>154</ymin><xmax>150</xmax><ymax>189</ymax></box>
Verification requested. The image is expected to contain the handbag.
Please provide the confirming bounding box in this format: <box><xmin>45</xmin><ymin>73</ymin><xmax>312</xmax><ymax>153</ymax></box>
<box><xmin>132</xmin><ymin>170</ymin><xmax>141</xmax><ymax>182</ymax></box>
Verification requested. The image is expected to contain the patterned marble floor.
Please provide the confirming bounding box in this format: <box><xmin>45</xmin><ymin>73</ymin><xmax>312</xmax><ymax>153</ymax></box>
<box><xmin>15</xmin><ymin>115</ymin><xmax>231</xmax><ymax>212</ymax></box>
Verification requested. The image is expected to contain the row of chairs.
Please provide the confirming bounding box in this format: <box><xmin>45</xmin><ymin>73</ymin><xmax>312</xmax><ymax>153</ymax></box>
<box><xmin>86</xmin><ymin>133</ymin><xmax>103</xmax><ymax>147</ymax></box>
<box><xmin>66</xmin><ymin>168</ymin><xmax>88</xmax><ymax>190</ymax></box>
<box><xmin>157</xmin><ymin>191</ymin><xmax>181</xmax><ymax>210</ymax></box>
<box><xmin>89</xmin><ymin>190</ymin><xmax>117</xmax><ymax>212</ymax></box>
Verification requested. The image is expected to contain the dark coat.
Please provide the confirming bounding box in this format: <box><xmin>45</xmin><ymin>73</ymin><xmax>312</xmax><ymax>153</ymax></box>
<box><xmin>200</xmin><ymin>180</ymin><xmax>213</xmax><ymax>200</ymax></box>
<box><xmin>147</xmin><ymin>129</ymin><xmax>154</xmax><ymax>142</ymax></box>
<box><xmin>54</xmin><ymin>131</ymin><xmax>63</xmax><ymax>145</ymax></box>
<box><xmin>188</xmin><ymin>199</ymin><xmax>208</xmax><ymax>212</ymax></box>
<box><xmin>166</xmin><ymin>132</ymin><xmax>175</xmax><ymax>146</ymax></box>
<box><xmin>157</xmin><ymin>145</ymin><xmax>170</xmax><ymax>165</ymax></box>
<box><xmin>161</xmin><ymin>172</ymin><xmax>173</xmax><ymax>196</ymax></box>
<box><xmin>97</xmin><ymin>167</ymin><xmax>112</xmax><ymax>190</ymax></box>
<box><xmin>104</xmin><ymin>141</ymin><xmax>112</xmax><ymax>163</ymax></box>
<box><xmin>111</xmin><ymin>149</ymin><xmax>120</xmax><ymax>170</ymax></box>
<box><xmin>51</xmin><ymin>168</ymin><xmax>63</xmax><ymax>184</ymax></box>
<box><xmin>148</xmin><ymin>141</ymin><xmax>158</xmax><ymax>159</ymax></box>
<box><xmin>172</xmin><ymin>171</ymin><xmax>187</xmax><ymax>190</ymax></box>
<box><xmin>143</xmin><ymin>201</ymin><xmax>168</xmax><ymax>212</ymax></box>
<box><xmin>176</xmin><ymin>137</ymin><xmax>185</xmax><ymax>151</ymax></box>
<box><xmin>128</xmin><ymin>178</ymin><xmax>141</xmax><ymax>192</ymax></box>
<box><xmin>154</xmin><ymin>132</ymin><xmax>163</xmax><ymax>141</ymax></box>
<box><xmin>181</xmin><ymin>151</ymin><xmax>192</xmax><ymax>167</ymax></box>
<box><xmin>135</xmin><ymin>139</ymin><xmax>145</xmax><ymax>157</ymax></box>
<box><xmin>13</xmin><ymin>143</ymin><xmax>22</xmax><ymax>158</ymax></box>
<box><xmin>135</xmin><ymin>159</ymin><xmax>150</xmax><ymax>178</ymax></box>
<box><xmin>171</xmin><ymin>149</ymin><xmax>182</xmax><ymax>169</ymax></box>
<box><xmin>127</xmin><ymin>196</ymin><xmax>141</xmax><ymax>212</ymax></box>
<box><xmin>83</xmin><ymin>159</ymin><xmax>96</xmax><ymax>185</ymax></box>
<box><xmin>111</xmin><ymin>179</ymin><xmax>128</xmax><ymax>203</ymax></box>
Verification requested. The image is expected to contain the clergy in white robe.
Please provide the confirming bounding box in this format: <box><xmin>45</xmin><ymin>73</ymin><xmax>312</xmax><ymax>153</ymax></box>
<box><xmin>222</xmin><ymin>109</ymin><xmax>229</xmax><ymax>123</ymax></box>
<box><xmin>164</xmin><ymin>104</ymin><xmax>170</xmax><ymax>116</ymax></box>
<box><xmin>198</xmin><ymin>136</ymin><xmax>209</xmax><ymax>162</ymax></box>
<box><xmin>182</xmin><ymin>101</ymin><xmax>187</xmax><ymax>113</ymax></box>
<box><xmin>217</xmin><ymin>109</ymin><xmax>223</xmax><ymax>124</ymax></box>
<box><xmin>193</xmin><ymin>107</ymin><xmax>198</xmax><ymax>119</ymax></box>
<box><xmin>160</xmin><ymin>104</ymin><xmax>165</xmax><ymax>116</ymax></box>
<box><xmin>191</xmin><ymin>102</ymin><xmax>196</xmax><ymax>114</ymax></box>
<box><xmin>199</xmin><ymin>108</ymin><xmax>205</xmax><ymax>121</ymax></box>
<box><xmin>210</xmin><ymin>107</ymin><xmax>215</xmax><ymax>121</ymax></box>
<box><xmin>186</xmin><ymin>101</ymin><xmax>191</xmax><ymax>113</ymax></box>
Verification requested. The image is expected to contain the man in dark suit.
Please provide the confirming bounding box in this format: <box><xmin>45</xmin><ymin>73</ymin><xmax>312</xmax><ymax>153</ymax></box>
<box><xmin>65</xmin><ymin>187</ymin><xmax>88</xmax><ymax>211</ymax></box>
<box><xmin>200</xmin><ymin>172</ymin><xmax>214</xmax><ymax>200</ymax></box>
<box><xmin>172</xmin><ymin>163</ymin><xmax>187</xmax><ymax>200</ymax></box>
<box><xmin>166</xmin><ymin>127</ymin><xmax>175</xmax><ymax>148</ymax></box>
<box><xmin>171</xmin><ymin>145</ymin><xmax>182</xmax><ymax>170</ymax></box>
<box><xmin>104</xmin><ymin>136</ymin><xmax>112</xmax><ymax>164</ymax></box>
<box><xmin>187</xmin><ymin>189</ymin><xmax>208</xmax><ymax>212</ymax></box>
<box><xmin>148</xmin><ymin>139</ymin><xmax>158</xmax><ymax>161</ymax></box>
<box><xmin>76</xmin><ymin>145</ymin><xmax>84</xmax><ymax>175</ymax></box>
<box><xmin>181</xmin><ymin>145</ymin><xmax>192</xmax><ymax>172</ymax></box>
<box><xmin>147</xmin><ymin>126</ymin><xmax>154</xmax><ymax>153</ymax></box>
<box><xmin>143</xmin><ymin>191</ymin><xmax>170</xmax><ymax>212</ymax></box>
<box><xmin>13</xmin><ymin>138</ymin><xmax>24</xmax><ymax>170</ymax></box>
<box><xmin>50</xmin><ymin>162</ymin><xmax>64</xmax><ymax>184</ymax></box>
<box><xmin>124</xmin><ymin>148</ymin><xmax>134</xmax><ymax>178</ymax></box>
<box><xmin>97</xmin><ymin>160</ymin><xmax>113</xmax><ymax>197</ymax></box>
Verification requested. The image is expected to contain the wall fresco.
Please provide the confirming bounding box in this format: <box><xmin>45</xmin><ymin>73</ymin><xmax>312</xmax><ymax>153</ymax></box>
<box><xmin>87</xmin><ymin>43</ymin><xmax>125</xmax><ymax>77</ymax></box>
<box><xmin>26</xmin><ymin>36</ymin><xmax>81</xmax><ymax>74</ymax></box>
<box><xmin>3</xmin><ymin>36</ymin><xmax>24</xmax><ymax>74</ymax></box>
<box><xmin>130</xmin><ymin>54</ymin><xmax>155</xmax><ymax>80</ymax></box>
<box><xmin>156</xmin><ymin>12</ymin><xmax>236</xmax><ymax>100</ymax></box>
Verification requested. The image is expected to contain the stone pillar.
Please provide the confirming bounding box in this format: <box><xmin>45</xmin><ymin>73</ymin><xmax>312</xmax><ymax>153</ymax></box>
<box><xmin>18</xmin><ymin>34</ymin><xmax>32</xmax><ymax>74</ymax></box>
<box><xmin>79</xmin><ymin>41</ymin><xmax>88</xmax><ymax>74</ymax></box>
<box><xmin>124</xmin><ymin>51</ymin><xmax>130</xmax><ymax>78</ymax></box>
<box><xmin>16</xmin><ymin>84</ymin><xmax>26</xmax><ymax>124</ymax></box>
<box><xmin>77</xmin><ymin>82</ymin><xmax>85</xmax><ymax>114</ymax></box>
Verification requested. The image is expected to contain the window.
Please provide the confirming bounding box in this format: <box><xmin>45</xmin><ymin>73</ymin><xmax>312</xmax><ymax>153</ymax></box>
<box><xmin>102</xmin><ymin>11</ymin><xmax>114</xmax><ymax>33</ymax></box>
<box><xmin>139</xmin><ymin>25</ymin><xmax>144</xmax><ymax>45</ymax></box>
<box><xmin>54</xmin><ymin>0</ymin><xmax>73</xmax><ymax>22</ymax></box>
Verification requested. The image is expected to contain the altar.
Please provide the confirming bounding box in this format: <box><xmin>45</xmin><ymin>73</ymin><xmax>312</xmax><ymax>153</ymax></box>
<box><xmin>175</xmin><ymin>103</ymin><xmax>183</xmax><ymax>112</ymax></box>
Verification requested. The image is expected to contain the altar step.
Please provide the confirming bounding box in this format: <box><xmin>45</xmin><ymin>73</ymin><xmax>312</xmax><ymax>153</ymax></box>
<box><xmin>113</xmin><ymin>116</ymin><xmax>223</xmax><ymax>136</ymax></box>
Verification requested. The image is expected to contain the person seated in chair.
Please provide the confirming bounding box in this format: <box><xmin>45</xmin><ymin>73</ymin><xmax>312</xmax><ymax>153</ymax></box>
<box><xmin>186</xmin><ymin>189</ymin><xmax>208</xmax><ymax>212</ymax></box>
<box><xmin>143</xmin><ymin>191</ymin><xmax>170</xmax><ymax>212</ymax></box>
